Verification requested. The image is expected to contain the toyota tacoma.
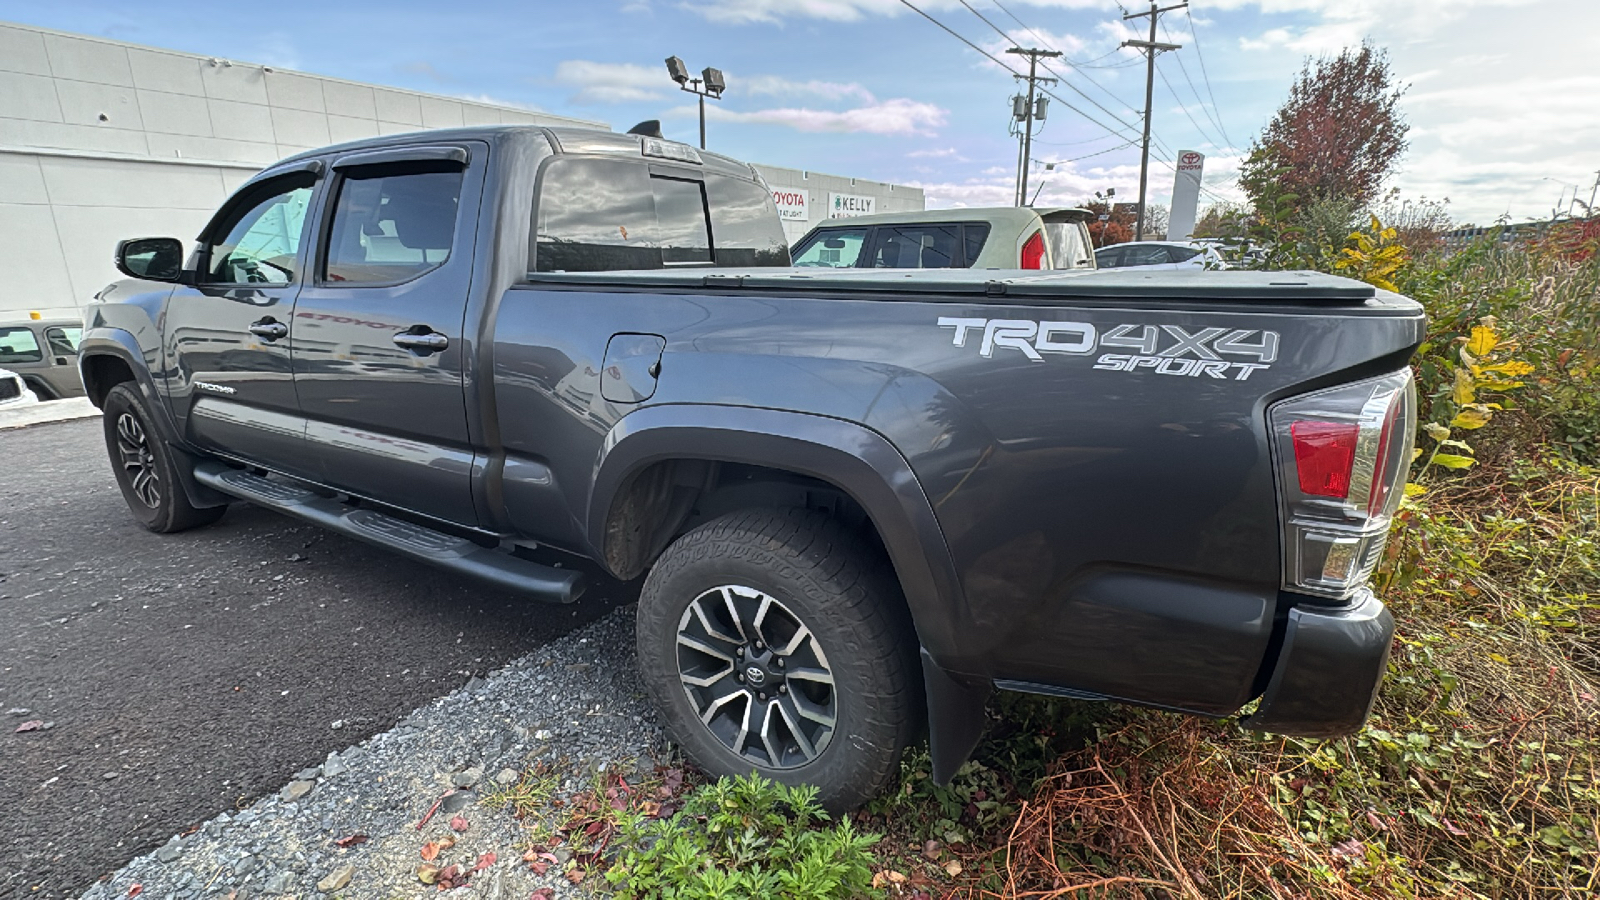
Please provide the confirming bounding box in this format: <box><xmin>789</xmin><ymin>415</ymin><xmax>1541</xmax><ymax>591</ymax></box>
<box><xmin>80</xmin><ymin>125</ymin><xmax>1421</xmax><ymax>811</ymax></box>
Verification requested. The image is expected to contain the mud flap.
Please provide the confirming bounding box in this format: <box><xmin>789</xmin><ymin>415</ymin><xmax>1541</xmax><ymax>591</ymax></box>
<box><xmin>922</xmin><ymin>647</ymin><xmax>993</xmax><ymax>785</ymax></box>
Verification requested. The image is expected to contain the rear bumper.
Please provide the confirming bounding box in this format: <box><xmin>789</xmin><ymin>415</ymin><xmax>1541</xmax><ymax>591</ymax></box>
<box><xmin>1242</xmin><ymin>589</ymin><xmax>1394</xmax><ymax>738</ymax></box>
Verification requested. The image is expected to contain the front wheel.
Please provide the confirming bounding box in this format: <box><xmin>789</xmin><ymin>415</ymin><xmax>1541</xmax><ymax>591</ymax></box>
<box><xmin>636</xmin><ymin>508</ymin><xmax>920</xmax><ymax>812</ymax></box>
<box><xmin>102</xmin><ymin>383</ymin><xmax>227</xmax><ymax>533</ymax></box>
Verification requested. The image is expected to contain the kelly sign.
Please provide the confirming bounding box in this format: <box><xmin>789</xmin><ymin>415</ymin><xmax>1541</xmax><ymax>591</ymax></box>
<box><xmin>771</xmin><ymin>189</ymin><xmax>809</xmax><ymax>221</ymax></box>
<box><xmin>828</xmin><ymin>192</ymin><xmax>875</xmax><ymax>219</ymax></box>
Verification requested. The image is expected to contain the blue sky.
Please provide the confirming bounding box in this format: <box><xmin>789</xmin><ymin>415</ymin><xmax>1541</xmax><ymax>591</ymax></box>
<box><xmin>4</xmin><ymin>0</ymin><xmax>1594</xmax><ymax>225</ymax></box>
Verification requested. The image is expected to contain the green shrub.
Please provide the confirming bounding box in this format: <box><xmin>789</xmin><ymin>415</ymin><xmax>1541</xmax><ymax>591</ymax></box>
<box><xmin>605</xmin><ymin>773</ymin><xmax>880</xmax><ymax>900</ymax></box>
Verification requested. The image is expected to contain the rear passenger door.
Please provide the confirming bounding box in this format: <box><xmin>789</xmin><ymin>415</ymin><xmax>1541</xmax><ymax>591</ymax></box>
<box><xmin>291</xmin><ymin>143</ymin><xmax>485</xmax><ymax>525</ymax></box>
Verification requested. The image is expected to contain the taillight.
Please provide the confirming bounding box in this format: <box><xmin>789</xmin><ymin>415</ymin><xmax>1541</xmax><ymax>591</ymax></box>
<box><xmin>1269</xmin><ymin>370</ymin><xmax>1416</xmax><ymax>601</ymax></box>
<box><xmin>1290</xmin><ymin>421</ymin><xmax>1358</xmax><ymax>497</ymax></box>
<box><xmin>1020</xmin><ymin>230</ymin><xmax>1045</xmax><ymax>269</ymax></box>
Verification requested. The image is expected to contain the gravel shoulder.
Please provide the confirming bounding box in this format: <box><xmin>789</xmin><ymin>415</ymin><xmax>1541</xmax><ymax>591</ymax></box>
<box><xmin>79</xmin><ymin>606</ymin><xmax>664</xmax><ymax>900</ymax></box>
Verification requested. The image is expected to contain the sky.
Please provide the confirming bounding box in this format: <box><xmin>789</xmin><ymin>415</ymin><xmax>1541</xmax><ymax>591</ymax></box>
<box><xmin>4</xmin><ymin>0</ymin><xmax>1596</xmax><ymax>226</ymax></box>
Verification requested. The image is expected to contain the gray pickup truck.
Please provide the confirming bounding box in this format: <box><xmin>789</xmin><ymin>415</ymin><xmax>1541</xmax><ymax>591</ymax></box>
<box><xmin>80</xmin><ymin>125</ymin><xmax>1421</xmax><ymax>811</ymax></box>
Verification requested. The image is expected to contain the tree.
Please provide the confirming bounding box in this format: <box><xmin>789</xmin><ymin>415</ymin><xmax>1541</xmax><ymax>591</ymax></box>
<box><xmin>1079</xmin><ymin>199</ymin><xmax>1134</xmax><ymax>246</ymax></box>
<box><xmin>1190</xmin><ymin>202</ymin><xmax>1252</xmax><ymax>239</ymax></box>
<box><xmin>1240</xmin><ymin>43</ymin><xmax>1409</xmax><ymax>212</ymax></box>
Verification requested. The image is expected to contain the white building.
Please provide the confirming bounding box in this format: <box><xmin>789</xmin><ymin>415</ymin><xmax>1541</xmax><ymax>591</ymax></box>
<box><xmin>0</xmin><ymin>21</ymin><xmax>923</xmax><ymax>319</ymax></box>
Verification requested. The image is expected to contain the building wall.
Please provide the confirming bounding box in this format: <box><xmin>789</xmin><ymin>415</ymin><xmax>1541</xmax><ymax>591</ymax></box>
<box><xmin>755</xmin><ymin>165</ymin><xmax>925</xmax><ymax>245</ymax></box>
<box><xmin>0</xmin><ymin>21</ymin><xmax>921</xmax><ymax>318</ymax></box>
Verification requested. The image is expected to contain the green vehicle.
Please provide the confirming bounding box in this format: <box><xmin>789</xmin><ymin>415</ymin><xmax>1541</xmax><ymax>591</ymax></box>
<box><xmin>0</xmin><ymin>317</ymin><xmax>86</xmax><ymax>399</ymax></box>
<box><xmin>790</xmin><ymin>206</ymin><xmax>1096</xmax><ymax>271</ymax></box>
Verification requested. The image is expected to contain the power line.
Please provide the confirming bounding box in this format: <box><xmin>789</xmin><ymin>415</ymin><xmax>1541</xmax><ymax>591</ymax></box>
<box><xmin>958</xmin><ymin>1</ymin><xmax>1145</xmax><ymax>140</ymax></box>
<box><xmin>1182</xmin><ymin>6</ymin><xmax>1234</xmax><ymax>147</ymax></box>
<box><xmin>1159</xmin><ymin>17</ymin><xmax>1232</xmax><ymax>148</ymax></box>
<box><xmin>896</xmin><ymin>0</ymin><xmax>1144</xmax><ymax>146</ymax></box>
<box><xmin>1155</xmin><ymin>57</ymin><xmax>1225</xmax><ymax>149</ymax></box>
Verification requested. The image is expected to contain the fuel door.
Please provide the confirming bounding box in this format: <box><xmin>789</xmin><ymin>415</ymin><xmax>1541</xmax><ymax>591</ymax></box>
<box><xmin>600</xmin><ymin>333</ymin><xmax>666</xmax><ymax>403</ymax></box>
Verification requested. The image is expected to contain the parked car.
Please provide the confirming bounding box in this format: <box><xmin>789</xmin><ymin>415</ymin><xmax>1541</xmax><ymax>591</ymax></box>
<box><xmin>791</xmin><ymin>207</ymin><xmax>1095</xmax><ymax>270</ymax></box>
<box><xmin>0</xmin><ymin>317</ymin><xmax>86</xmax><ymax>399</ymax></box>
<box><xmin>0</xmin><ymin>367</ymin><xmax>40</xmax><ymax>408</ymax></box>
<box><xmin>1094</xmin><ymin>240</ymin><xmax>1226</xmax><ymax>271</ymax></box>
<box><xmin>81</xmin><ymin>125</ymin><xmax>1422</xmax><ymax>811</ymax></box>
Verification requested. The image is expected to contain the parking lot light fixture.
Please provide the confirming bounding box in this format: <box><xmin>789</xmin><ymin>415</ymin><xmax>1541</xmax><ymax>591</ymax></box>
<box><xmin>664</xmin><ymin>56</ymin><xmax>725</xmax><ymax>150</ymax></box>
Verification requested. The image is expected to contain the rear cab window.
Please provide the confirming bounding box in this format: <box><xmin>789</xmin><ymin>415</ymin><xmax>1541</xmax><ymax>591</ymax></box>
<box><xmin>532</xmin><ymin>157</ymin><xmax>788</xmax><ymax>272</ymax></box>
<box><xmin>1043</xmin><ymin>221</ymin><xmax>1093</xmax><ymax>269</ymax></box>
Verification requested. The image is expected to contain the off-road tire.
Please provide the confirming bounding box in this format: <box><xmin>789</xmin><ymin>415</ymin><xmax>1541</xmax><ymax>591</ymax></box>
<box><xmin>636</xmin><ymin>507</ymin><xmax>920</xmax><ymax>812</ymax></box>
<box><xmin>102</xmin><ymin>383</ymin><xmax>227</xmax><ymax>533</ymax></box>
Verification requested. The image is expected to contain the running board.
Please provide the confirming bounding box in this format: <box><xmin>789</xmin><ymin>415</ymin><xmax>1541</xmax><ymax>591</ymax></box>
<box><xmin>193</xmin><ymin>462</ymin><xmax>584</xmax><ymax>604</ymax></box>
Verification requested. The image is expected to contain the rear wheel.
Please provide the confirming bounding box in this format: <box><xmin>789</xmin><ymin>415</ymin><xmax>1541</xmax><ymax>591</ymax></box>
<box><xmin>102</xmin><ymin>383</ymin><xmax>226</xmax><ymax>533</ymax></box>
<box><xmin>636</xmin><ymin>508</ymin><xmax>920</xmax><ymax>812</ymax></box>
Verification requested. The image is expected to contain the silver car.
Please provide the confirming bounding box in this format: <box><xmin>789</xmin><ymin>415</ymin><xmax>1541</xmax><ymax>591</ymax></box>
<box><xmin>791</xmin><ymin>206</ymin><xmax>1096</xmax><ymax>271</ymax></box>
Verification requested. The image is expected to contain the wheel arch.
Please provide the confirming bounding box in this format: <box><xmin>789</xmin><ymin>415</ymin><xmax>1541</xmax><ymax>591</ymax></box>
<box><xmin>590</xmin><ymin>404</ymin><xmax>994</xmax><ymax>785</ymax></box>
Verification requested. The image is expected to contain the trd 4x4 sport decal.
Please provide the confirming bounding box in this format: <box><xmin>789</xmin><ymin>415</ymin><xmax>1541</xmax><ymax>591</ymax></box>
<box><xmin>937</xmin><ymin>317</ymin><xmax>1280</xmax><ymax>381</ymax></box>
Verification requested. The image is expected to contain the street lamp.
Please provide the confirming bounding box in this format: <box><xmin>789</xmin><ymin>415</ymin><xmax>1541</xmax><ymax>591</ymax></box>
<box><xmin>665</xmin><ymin>56</ymin><xmax>725</xmax><ymax>150</ymax></box>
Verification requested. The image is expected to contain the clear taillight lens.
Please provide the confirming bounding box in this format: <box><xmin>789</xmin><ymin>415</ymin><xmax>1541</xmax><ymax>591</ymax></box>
<box><xmin>1269</xmin><ymin>370</ymin><xmax>1416</xmax><ymax>601</ymax></box>
<box><xmin>1020</xmin><ymin>230</ymin><xmax>1045</xmax><ymax>269</ymax></box>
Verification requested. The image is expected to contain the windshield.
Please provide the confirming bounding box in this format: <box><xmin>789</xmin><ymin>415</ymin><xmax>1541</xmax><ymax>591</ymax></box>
<box><xmin>792</xmin><ymin>229</ymin><xmax>866</xmax><ymax>267</ymax></box>
<box><xmin>1044</xmin><ymin>221</ymin><xmax>1094</xmax><ymax>269</ymax></box>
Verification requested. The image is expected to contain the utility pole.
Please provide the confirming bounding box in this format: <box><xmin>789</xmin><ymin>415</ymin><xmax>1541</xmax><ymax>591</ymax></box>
<box><xmin>1122</xmin><ymin>2</ymin><xmax>1185</xmax><ymax>239</ymax></box>
<box><xmin>1007</xmin><ymin>47</ymin><xmax>1060</xmax><ymax>207</ymax></box>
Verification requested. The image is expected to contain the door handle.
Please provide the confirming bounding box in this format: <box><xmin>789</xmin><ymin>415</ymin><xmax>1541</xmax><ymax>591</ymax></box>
<box><xmin>393</xmin><ymin>328</ymin><xmax>449</xmax><ymax>354</ymax></box>
<box><xmin>248</xmin><ymin>319</ymin><xmax>288</xmax><ymax>340</ymax></box>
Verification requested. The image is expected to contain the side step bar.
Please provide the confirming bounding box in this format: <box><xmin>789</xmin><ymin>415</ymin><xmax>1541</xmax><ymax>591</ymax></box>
<box><xmin>193</xmin><ymin>462</ymin><xmax>585</xmax><ymax>604</ymax></box>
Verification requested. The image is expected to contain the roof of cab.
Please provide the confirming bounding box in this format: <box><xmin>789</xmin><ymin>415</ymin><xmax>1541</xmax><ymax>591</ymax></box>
<box><xmin>271</xmin><ymin>125</ymin><xmax>760</xmax><ymax>181</ymax></box>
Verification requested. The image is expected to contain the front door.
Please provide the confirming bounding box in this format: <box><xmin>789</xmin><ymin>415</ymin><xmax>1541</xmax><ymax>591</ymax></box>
<box><xmin>165</xmin><ymin>169</ymin><xmax>318</xmax><ymax>476</ymax></box>
<box><xmin>291</xmin><ymin>144</ymin><xmax>484</xmax><ymax>526</ymax></box>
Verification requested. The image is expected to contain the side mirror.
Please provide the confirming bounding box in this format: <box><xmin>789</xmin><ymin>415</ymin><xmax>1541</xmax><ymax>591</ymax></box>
<box><xmin>115</xmin><ymin>237</ymin><xmax>184</xmax><ymax>282</ymax></box>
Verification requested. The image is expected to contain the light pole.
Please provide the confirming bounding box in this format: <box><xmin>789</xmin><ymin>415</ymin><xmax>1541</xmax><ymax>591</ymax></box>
<box><xmin>665</xmin><ymin>56</ymin><xmax>725</xmax><ymax>150</ymax></box>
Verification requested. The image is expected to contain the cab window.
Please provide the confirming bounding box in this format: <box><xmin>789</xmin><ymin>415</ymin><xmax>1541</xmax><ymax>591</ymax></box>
<box><xmin>324</xmin><ymin>164</ymin><xmax>464</xmax><ymax>283</ymax></box>
<box><xmin>0</xmin><ymin>327</ymin><xmax>42</xmax><ymax>364</ymax></box>
<box><xmin>204</xmin><ymin>174</ymin><xmax>315</xmax><ymax>285</ymax></box>
<box><xmin>792</xmin><ymin>229</ymin><xmax>866</xmax><ymax>268</ymax></box>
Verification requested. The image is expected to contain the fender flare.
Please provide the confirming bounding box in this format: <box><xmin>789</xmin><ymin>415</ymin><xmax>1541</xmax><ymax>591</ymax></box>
<box><xmin>78</xmin><ymin>328</ymin><xmax>229</xmax><ymax>509</ymax></box>
<box><xmin>590</xmin><ymin>404</ymin><xmax>992</xmax><ymax>783</ymax></box>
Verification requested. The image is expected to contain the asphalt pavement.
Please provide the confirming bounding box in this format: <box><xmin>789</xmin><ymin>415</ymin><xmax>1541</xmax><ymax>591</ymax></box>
<box><xmin>0</xmin><ymin>418</ymin><xmax>636</xmax><ymax>899</ymax></box>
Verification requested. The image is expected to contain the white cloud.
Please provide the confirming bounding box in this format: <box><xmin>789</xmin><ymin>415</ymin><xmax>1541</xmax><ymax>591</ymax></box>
<box><xmin>907</xmin><ymin>147</ymin><xmax>963</xmax><ymax>158</ymax></box>
<box><xmin>682</xmin><ymin>0</ymin><xmax>1108</xmax><ymax>26</ymax></box>
<box><xmin>552</xmin><ymin>60</ymin><xmax>670</xmax><ymax>104</ymax></box>
<box><xmin>685</xmin><ymin>97</ymin><xmax>948</xmax><ymax>135</ymax></box>
<box><xmin>739</xmin><ymin>75</ymin><xmax>877</xmax><ymax>104</ymax></box>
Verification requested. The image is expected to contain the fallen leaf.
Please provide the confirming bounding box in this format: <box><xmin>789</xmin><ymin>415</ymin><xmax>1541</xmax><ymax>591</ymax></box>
<box><xmin>1443</xmin><ymin>818</ymin><xmax>1469</xmax><ymax>837</ymax></box>
<box><xmin>889</xmin><ymin>870</ymin><xmax>908</xmax><ymax>884</ymax></box>
<box><xmin>1331</xmin><ymin>838</ymin><xmax>1365</xmax><ymax>859</ymax></box>
<box><xmin>417</xmin><ymin>864</ymin><xmax>441</xmax><ymax>885</ymax></box>
<box><xmin>921</xmin><ymin>839</ymin><xmax>940</xmax><ymax>860</ymax></box>
<box><xmin>127</xmin><ymin>886</ymin><xmax>142</xmax><ymax>898</ymax></box>
<box><xmin>942</xmin><ymin>860</ymin><xmax>963</xmax><ymax>877</ymax></box>
<box><xmin>639</xmin><ymin>800</ymin><xmax>661</xmax><ymax>817</ymax></box>
<box><xmin>437</xmin><ymin>865</ymin><xmax>463</xmax><ymax>889</ymax></box>
<box><xmin>871</xmin><ymin>872</ymin><xmax>888</xmax><ymax>889</ymax></box>
<box><xmin>420</xmin><ymin>842</ymin><xmax>441</xmax><ymax>862</ymax></box>
<box><xmin>450</xmin><ymin>815</ymin><xmax>469</xmax><ymax>832</ymax></box>
<box><xmin>15</xmin><ymin>720</ymin><xmax>44</xmax><ymax>733</ymax></box>
<box><xmin>566</xmin><ymin>868</ymin><xmax>586</xmax><ymax>885</ymax></box>
<box><xmin>333</xmin><ymin>833</ymin><xmax>368</xmax><ymax>848</ymax></box>
<box><xmin>473</xmin><ymin>852</ymin><xmax>497</xmax><ymax>873</ymax></box>
<box><xmin>531</xmin><ymin>890</ymin><xmax>556</xmax><ymax>900</ymax></box>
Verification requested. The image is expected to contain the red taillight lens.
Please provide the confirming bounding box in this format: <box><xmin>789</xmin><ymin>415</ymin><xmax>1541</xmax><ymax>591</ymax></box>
<box><xmin>1291</xmin><ymin>420</ymin><xmax>1358</xmax><ymax>497</ymax></box>
<box><xmin>1020</xmin><ymin>230</ymin><xmax>1045</xmax><ymax>269</ymax></box>
<box><xmin>1366</xmin><ymin>399</ymin><xmax>1402</xmax><ymax>515</ymax></box>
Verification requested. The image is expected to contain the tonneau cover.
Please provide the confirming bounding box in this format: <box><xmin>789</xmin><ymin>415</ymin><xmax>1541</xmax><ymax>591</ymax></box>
<box><xmin>523</xmin><ymin>267</ymin><xmax>1381</xmax><ymax>303</ymax></box>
